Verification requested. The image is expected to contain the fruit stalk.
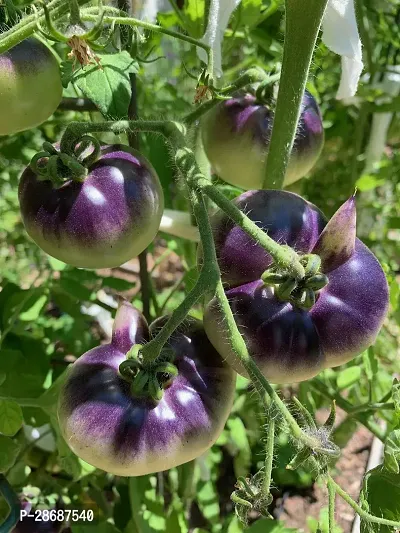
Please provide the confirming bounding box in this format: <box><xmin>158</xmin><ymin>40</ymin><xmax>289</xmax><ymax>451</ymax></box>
<box><xmin>262</xmin><ymin>0</ymin><xmax>328</xmax><ymax>189</ymax></box>
<box><xmin>0</xmin><ymin>0</ymin><xmax>92</xmax><ymax>53</ymax></box>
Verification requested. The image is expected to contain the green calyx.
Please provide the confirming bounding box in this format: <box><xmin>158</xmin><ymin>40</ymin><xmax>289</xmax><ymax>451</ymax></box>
<box><xmin>29</xmin><ymin>136</ymin><xmax>101</xmax><ymax>186</ymax></box>
<box><xmin>231</xmin><ymin>473</ymin><xmax>273</xmax><ymax>525</ymax></box>
<box><xmin>262</xmin><ymin>253</ymin><xmax>329</xmax><ymax>310</ymax></box>
<box><xmin>118</xmin><ymin>346</ymin><xmax>179</xmax><ymax>403</ymax></box>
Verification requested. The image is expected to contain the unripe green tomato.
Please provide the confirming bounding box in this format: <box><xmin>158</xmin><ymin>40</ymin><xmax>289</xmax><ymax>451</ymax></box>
<box><xmin>201</xmin><ymin>90</ymin><xmax>324</xmax><ymax>189</ymax></box>
<box><xmin>0</xmin><ymin>38</ymin><xmax>63</xmax><ymax>136</ymax></box>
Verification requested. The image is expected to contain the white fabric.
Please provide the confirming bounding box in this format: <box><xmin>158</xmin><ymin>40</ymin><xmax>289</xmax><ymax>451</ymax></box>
<box><xmin>322</xmin><ymin>0</ymin><xmax>363</xmax><ymax>99</ymax></box>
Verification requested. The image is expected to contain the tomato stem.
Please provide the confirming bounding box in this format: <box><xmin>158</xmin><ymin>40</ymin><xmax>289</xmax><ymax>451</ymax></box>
<box><xmin>262</xmin><ymin>0</ymin><xmax>329</xmax><ymax>189</ymax></box>
<box><xmin>327</xmin><ymin>475</ymin><xmax>400</xmax><ymax>529</ymax></box>
<box><xmin>0</xmin><ymin>0</ymin><xmax>91</xmax><ymax>54</ymax></box>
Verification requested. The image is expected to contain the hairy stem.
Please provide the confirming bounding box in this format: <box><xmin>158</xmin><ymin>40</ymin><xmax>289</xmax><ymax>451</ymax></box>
<box><xmin>328</xmin><ymin>475</ymin><xmax>400</xmax><ymax>529</ymax></box>
<box><xmin>263</xmin><ymin>407</ymin><xmax>275</xmax><ymax>497</ymax></box>
<box><xmin>328</xmin><ymin>479</ymin><xmax>336</xmax><ymax>533</ymax></box>
<box><xmin>82</xmin><ymin>10</ymin><xmax>213</xmax><ymax>75</ymax></box>
<box><xmin>262</xmin><ymin>0</ymin><xmax>328</xmax><ymax>188</ymax></box>
<box><xmin>0</xmin><ymin>0</ymin><xmax>92</xmax><ymax>53</ymax></box>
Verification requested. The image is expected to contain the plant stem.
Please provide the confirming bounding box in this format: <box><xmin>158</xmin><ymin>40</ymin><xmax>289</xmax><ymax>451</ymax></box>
<box><xmin>82</xmin><ymin>11</ymin><xmax>213</xmax><ymax>76</ymax></box>
<box><xmin>198</xmin><ymin>178</ymin><xmax>305</xmax><ymax>279</ymax></box>
<box><xmin>140</xmin><ymin>191</ymin><xmax>219</xmax><ymax>363</ymax></box>
<box><xmin>328</xmin><ymin>475</ymin><xmax>400</xmax><ymax>529</ymax></box>
<box><xmin>129</xmin><ymin>477</ymin><xmax>143</xmax><ymax>533</ymax></box>
<box><xmin>263</xmin><ymin>408</ymin><xmax>275</xmax><ymax>497</ymax></box>
<box><xmin>0</xmin><ymin>0</ymin><xmax>92</xmax><ymax>53</ymax></box>
<box><xmin>214</xmin><ymin>280</ymin><xmax>318</xmax><ymax>450</ymax></box>
<box><xmin>262</xmin><ymin>0</ymin><xmax>328</xmax><ymax>189</ymax></box>
<box><xmin>138</xmin><ymin>251</ymin><xmax>151</xmax><ymax>322</ymax></box>
<box><xmin>68</xmin><ymin>0</ymin><xmax>82</xmax><ymax>25</ymax></box>
<box><xmin>183</xmin><ymin>68</ymin><xmax>275</xmax><ymax>125</ymax></box>
<box><xmin>328</xmin><ymin>479</ymin><xmax>336</xmax><ymax>533</ymax></box>
<box><xmin>309</xmin><ymin>379</ymin><xmax>386</xmax><ymax>441</ymax></box>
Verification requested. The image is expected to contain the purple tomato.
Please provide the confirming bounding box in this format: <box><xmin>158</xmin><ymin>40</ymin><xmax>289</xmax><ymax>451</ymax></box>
<box><xmin>0</xmin><ymin>38</ymin><xmax>62</xmax><ymax>135</ymax></box>
<box><xmin>203</xmin><ymin>190</ymin><xmax>389</xmax><ymax>383</ymax></box>
<box><xmin>201</xmin><ymin>90</ymin><xmax>324</xmax><ymax>189</ymax></box>
<box><xmin>18</xmin><ymin>145</ymin><xmax>164</xmax><ymax>269</ymax></box>
<box><xmin>57</xmin><ymin>300</ymin><xmax>236</xmax><ymax>476</ymax></box>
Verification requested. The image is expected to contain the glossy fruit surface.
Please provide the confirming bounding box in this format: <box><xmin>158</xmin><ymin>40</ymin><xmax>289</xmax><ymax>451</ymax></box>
<box><xmin>203</xmin><ymin>190</ymin><xmax>389</xmax><ymax>383</ymax></box>
<box><xmin>0</xmin><ymin>38</ymin><xmax>62</xmax><ymax>135</ymax></box>
<box><xmin>57</xmin><ymin>301</ymin><xmax>236</xmax><ymax>476</ymax></box>
<box><xmin>201</xmin><ymin>90</ymin><xmax>324</xmax><ymax>189</ymax></box>
<box><xmin>18</xmin><ymin>145</ymin><xmax>164</xmax><ymax>269</ymax></box>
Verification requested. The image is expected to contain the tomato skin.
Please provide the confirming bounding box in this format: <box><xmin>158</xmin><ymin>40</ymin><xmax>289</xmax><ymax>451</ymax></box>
<box><xmin>18</xmin><ymin>145</ymin><xmax>164</xmax><ymax>269</ymax></box>
<box><xmin>57</xmin><ymin>301</ymin><xmax>236</xmax><ymax>476</ymax></box>
<box><xmin>201</xmin><ymin>90</ymin><xmax>324</xmax><ymax>189</ymax></box>
<box><xmin>0</xmin><ymin>38</ymin><xmax>62</xmax><ymax>136</ymax></box>
<box><xmin>203</xmin><ymin>190</ymin><xmax>389</xmax><ymax>384</ymax></box>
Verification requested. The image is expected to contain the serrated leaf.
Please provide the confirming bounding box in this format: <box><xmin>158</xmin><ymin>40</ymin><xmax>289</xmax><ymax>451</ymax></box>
<box><xmin>337</xmin><ymin>366</ymin><xmax>361</xmax><ymax>390</ymax></box>
<box><xmin>0</xmin><ymin>400</ymin><xmax>23</xmax><ymax>436</ymax></box>
<box><xmin>73</xmin><ymin>52</ymin><xmax>139</xmax><ymax>119</ymax></box>
<box><xmin>383</xmin><ymin>430</ymin><xmax>400</xmax><ymax>474</ymax></box>
<box><xmin>0</xmin><ymin>435</ymin><xmax>20</xmax><ymax>472</ymax></box>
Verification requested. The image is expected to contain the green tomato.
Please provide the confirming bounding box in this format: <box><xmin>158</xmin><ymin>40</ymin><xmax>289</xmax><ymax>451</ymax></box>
<box><xmin>0</xmin><ymin>38</ymin><xmax>62</xmax><ymax>135</ymax></box>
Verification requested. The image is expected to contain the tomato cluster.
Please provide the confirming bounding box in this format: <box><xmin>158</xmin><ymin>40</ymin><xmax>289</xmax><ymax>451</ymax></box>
<box><xmin>2</xmin><ymin>38</ymin><xmax>389</xmax><ymax>478</ymax></box>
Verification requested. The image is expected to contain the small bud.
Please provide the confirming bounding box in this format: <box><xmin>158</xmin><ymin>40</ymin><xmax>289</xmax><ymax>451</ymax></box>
<box><xmin>312</xmin><ymin>194</ymin><xmax>356</xmax><ymax>272</ymax></box>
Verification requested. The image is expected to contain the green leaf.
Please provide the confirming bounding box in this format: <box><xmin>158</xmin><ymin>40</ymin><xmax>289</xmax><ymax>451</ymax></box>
<box><xmin>383</xmin><ymin>430</ymin><xmax>400</xmax><ymax>474</ymax></box>
<box><xmin>360</xmin><ymin>466</ymin><xmax>400</xmax><ymax>533</ymax></box>
<box><xmin>0</xmin><ymin>435</ymin><xmax>20</xmax><ymax>472</ymax></box>
<box><xmin>355</xmin><ymin>174</ymin><xmax>385</xmax><ymax>192</ymax></box>
<box><xmin>165</xmin><ymin>505</ymin><xmax>188</xmax><ymax>533</ymax></box>
<box><xmin>101</xmin><ymin>277</ymin><xmax>134</xmax><ymax>292</ymax></box>
<box><xmin>226</xmin><ymin>417</ymin><xmax>252</xmax><ymax>477</ymax></box>
<box><xmin>19</xmin><ymin>294</ymin><xmax>47</xmax><ymax>321</ymax></box>
<box><xmin>197</xmin><ymin>480</ymin><xmax>220</xmax><ymax>526</ymax></box>
<box><xmin>72</xmin><ymin>522</ymin><xmax>121</xmax><ymax>533</ymax></box>
<box><xmin>39</xmin><ymin>371</ymin><xmax>68</xmax><ymax>414</ymax></box>
<box><xmin>0</xmin><ymin>400</ymin><xmax>23</xmax><ymax>436</ymax></box>
<box><xmin>337</xmin><ymin>366</ymin><xmax>361</xmax><ymax>390</ymax></box>
<box><xmin>74</xmin><ymin>52</ymin><xmax>139</xmax><ymax>119</ymax></box>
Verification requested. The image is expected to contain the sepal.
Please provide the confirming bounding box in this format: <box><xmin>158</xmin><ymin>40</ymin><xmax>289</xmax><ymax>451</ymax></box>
<box><xmin>312</xmin><ymin>194</ymin><xmax>357</xmax><ymax>272</ymax></box>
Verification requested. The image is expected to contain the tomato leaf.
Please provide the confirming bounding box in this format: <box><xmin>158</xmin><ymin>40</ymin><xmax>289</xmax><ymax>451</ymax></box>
<box><xmin>384</xmin><ymin>430</ymin><xmax>400</xmax><ymax>474</ymax></box>
<box><xmin>0</xmin><ymin>400</ymin><xmax>23</xmax><ymax>436</ymax></box>
<box><xmin>73</xmin><ymin>52</ymin><xmax>139</xmax><ymax>119</ymax></box>
<box><xmin>0</xmin><ymin>435</ymin><xmax>20</xmax><ymax>472</ymax></box>
<box><xmin>336</xmin><ymin>366</ymin><xmax>361</xmax><ymax>390</ymax></box>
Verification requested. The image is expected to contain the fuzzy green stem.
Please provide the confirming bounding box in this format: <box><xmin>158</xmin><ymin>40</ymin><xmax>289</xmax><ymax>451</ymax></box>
<box><xmin>214</xmin><ymin>280</ymin><xmax>318</xmax><ymax>450</ymax></box>
<box><xmin>328</xmin><ymin>479</ymin><xmax>336</xmax><ymax>533</ymax></box>
<box><xmin>199</xmin><ymin>181</ymin><xmax>305</xmax><ymax>279</ymax></box>
<box><xmin>183</xmin><ymin>69</ymin><xmax>278</xmax><ymax>125</ymax></box>
<box><xmin>68</xmin><ymin>0</ymin><xmax>82</xmax><ymax>25</ymax></box>
<box><xmin>82</xmin><ymin>11</ymin><xmax>213</xmax><ymax>75</ymax></box>
<box><xmin>0</xmin><ymin>0</ymin><xmax>92</xmax><ymax>53</ymax></box>
<box><xmin>328</xmin><ymin>475</ymin><xmax>400</xmax><ymax>529</ymax></box>
<box><xmin>263</xmin><ymin>410</ymin><xmax>275</xmax><ymax>496</ymax></box>
<box><xmin>262</xmin><ymin>0</ymin><xmax>328</xmax><ymax>189</ymax></box>
<box><xmin>140</xmin><ymin>190</ymin><xmax>220</xmax><ymax>364</ymax></box>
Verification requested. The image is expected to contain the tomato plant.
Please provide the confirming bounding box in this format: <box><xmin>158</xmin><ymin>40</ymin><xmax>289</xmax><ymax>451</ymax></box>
<box><xmin>0</xmin><ymin>0</ymin><xmax>399</xmax><ymax>532</ymax></box>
